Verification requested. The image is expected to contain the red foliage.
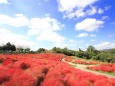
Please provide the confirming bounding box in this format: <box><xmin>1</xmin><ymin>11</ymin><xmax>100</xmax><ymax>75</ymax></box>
<box><xmin>0</xmin><ymin>53</ymin><xmax>115</xmax><ymax>86</ymax></box>
<box><xmin>88</xmin><ymin>63</ymin><xmax>115</xmax><ymax>72</ymax></box>
<box><xmin>94</xmin><ymin>79</ymin><xmax>112</xmax><ymax>86</ymax></box>
<box><xmin>2</xmin><ymin>73</ymin><xmax>36</xmax><ymax>86</ymax></box>
<box><xmin>42</xmin><ymin>77</ymin><xmax>64</xmax><ymax>86</ymax></box>
<box><xmin>73</xmin><ymin>59</ymin><xmax>98</xmax><ymax>65</ymax></box>
<box><xmin>64</xmin><ymin>73</ymin><xmax>78</xmax><ymax>86</ymax></box>
<box><xmin>109</xmin><ymin>78</ymin><xmax>115</xmax><ymax>86</ymax></box>
<box><xmin>7</xmin><ymin>67</ymin><xmax>23</xmax><ymax>76</ymax></box>
<box><xmin>64</xmin><ymin>57</ymin><xmax>74</xmax><ymax>62</ymax></box>
<box><xmin>0</xmin><ymin>70</ymin><xmax>11</xmax><ymax>85</ymax></box>
<box><xmin>20</xmin><ymin>62</ymin><xmax>30</xmax><ymax>70</ymax></box>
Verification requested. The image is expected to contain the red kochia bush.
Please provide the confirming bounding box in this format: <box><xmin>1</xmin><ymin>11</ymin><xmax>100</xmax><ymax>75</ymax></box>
<box><xmin>64</xmin><ymin>73</ymin><xmax>78</xmax><ymax>86</ymax></box>
<box><xmin>25</xmin><ymin>65</ymin><xmax>49</xmax><ymax>78</ymax></box>
<box><xmin>0</xmin><ymin>71</ymin><xmax>11</xmax><ymax>85</ymax></box>
<box><xmin>0</xmin><ymin>65</ymin><xmax>9</xmax><ymax>70</ymax></box>
<box><xmin>2</xmin><ymin>73</ymin><xmax>37</xmax><ymax>86</ymax></box>
<box><xmin>12</xmin><ymin>60</ymin><xmax>31</xmax><ymax>70</ymax></box>
<box><xmin>0</xmin><ymin>65</ymin><xmax>10</xmax><ymax>84</ymax></box>
<box><xmin>20</xmin><ymin>62</ymin><xmax>30</xmax><ymax>70</ymax></box>
<box><xmin>16</xmin><ymin>73</ymin><xmax>36</xmax><ymax>86</ymax></box>
<box><xmin>7</xmin><ymin>67</ymin><xmax>23</xmax><ymax>76</ymax></box>
<box><xmin>109</xmin><ymin>78</ymin><xmax>115</xmax><ymax>86</ymax></box>
<box><xmin>94</xmin><ymin>79</ymin><xmax>112</xmax><ymax>86</ymax></box>
<box><xmin>64</xmin><ymin>73</ymin><xmax>91</xmax><ymax>86</ymax></box>
<box><xmin>2</xmin><ymin>59</ymin><xmax>13</xmax><ymax>68</ymax></box>
<box><xmin>78</xmin><ymin>80</ymin><xmax>91</xmax><ymax>86</ymax></box>
<box><xmin>1</xmin><ymin>53</ymin><xmax>115</xmax><ymax>86</ymax></box>
<box><xmin>88</xmin><ymin>63</ymin><xmax>115</xmax><ymax>73</ymax></box>
<box><xmin>41</xmin><ymin>77</ymin><xmax>64</xmax><ymax>86</ymax></box>
<box><xmin>64</xmin><ymin>57</ymin><xmax>74</xmax><ymax>62</ymax></box>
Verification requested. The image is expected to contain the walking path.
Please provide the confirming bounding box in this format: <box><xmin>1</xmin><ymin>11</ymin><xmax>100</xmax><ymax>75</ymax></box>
<box><xmin>63</xmin><ymin>59</ymin><xmax>115</xmax><ymax>78</ymax></box>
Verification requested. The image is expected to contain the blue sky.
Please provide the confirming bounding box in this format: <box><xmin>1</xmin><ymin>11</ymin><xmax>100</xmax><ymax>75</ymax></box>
<box><xmin>0</xmin><ymin>0</ymin><xmax>115</xmax><ymax>50</ymax></box>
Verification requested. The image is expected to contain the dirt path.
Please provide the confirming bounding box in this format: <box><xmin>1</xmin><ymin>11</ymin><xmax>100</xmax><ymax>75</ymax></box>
<box><xmin>63</xmin><ymin>59</ymin><xmax>115</xmax><ymax>78</ymax></box>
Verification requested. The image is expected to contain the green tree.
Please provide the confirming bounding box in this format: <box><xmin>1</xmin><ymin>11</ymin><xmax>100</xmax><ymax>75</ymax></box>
<box><xmin>97</xmin><ymin>52</ymin><xmax>108</xmax><ymax>62</ymax></box>
<box><xmin>52</xmin><ymin>47</ymin><xmax>57</xmax><ymax>52</ymax></box>
<box><xmin>10</xmin><ymin>44</ymin><xmax>16</xmax><ymax>52</ymax></box>
<box><xmin>24</xmin><ymin>48</ymin><xmax>30</xmax><ymax>53</ymax></box>
<box><xmin>0</xmin><ymin>46</ymin><xmax>2</xmax><ymax>50</ymax></box>
<box><xmin>86</xmin><ymin>45</ymin><xmax>95</xmax><ymax>53</ymax></box>
<box><xmin>36</xmin><ymin>48</ymin><xmax>46</xmax><ymax>53</ymax></box>
<box><xmin>1</xmin><ymin>42</ymin><xmax>16</xmax><ymax>53</ymax></box>
<box><xmin>75</xmin><ymin>51</ymin><xmax>85</xmax><ymax>58</ymax></box>
<box><xmin>6</xmin><ymin>42</ymin><xmax>12</xmax><ymax>51</ymax></box>
<box><xmin>16</xmin><ymin>47</ymin><xmax>24</xmax><ymax>53</ymax></box>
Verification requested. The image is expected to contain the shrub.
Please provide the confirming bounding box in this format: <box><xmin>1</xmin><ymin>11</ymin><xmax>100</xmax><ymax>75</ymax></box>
<box><xmin>20</xmin><ymin>62</ymin><xmax>30</xmax><ymax>70</ymax></box>
<box><xmin>0</xmin><ymin>71</ymin><xmax>11</xmax><ymax>84</ymax></box>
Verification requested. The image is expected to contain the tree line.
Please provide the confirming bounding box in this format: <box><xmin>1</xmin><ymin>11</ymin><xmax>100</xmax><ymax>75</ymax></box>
<box><xmin>0</xmin><ymin>42</ymin><xmax>16</xmax><ymax>53</ymax></box>
<box><xmin>0</xmin><ymin>42</ymin><xmax>115</xmax><ymax>63</ymax></box>
<box><xmin>0</xmin><ymin>42</ymin><xmax>33</xmax><ymax>53</ymax></box>
<box><xmin>52</xmin><ymin>46</ymin><xmax>115</xmax><ymax>63</ymax></box>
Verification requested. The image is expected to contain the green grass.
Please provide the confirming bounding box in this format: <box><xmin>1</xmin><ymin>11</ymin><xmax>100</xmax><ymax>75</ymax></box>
<box><xmin>72</xmin><ymin>56</ymin><xmax>92</xmax><ymax>61</ymax></box>
<box><xmin>70</xmin><ymin>64</ymin><xmax>77</xmax><ymax>67</ymax></box>
<box><xmin>72</xmin><ymin>56</ymin><xmax>103</xmax><ymax>64</ymax></box>
<box><xmin>99</xmin><ymin>71</ymin><xmax>115</xmax><ymax>76</ymax></box>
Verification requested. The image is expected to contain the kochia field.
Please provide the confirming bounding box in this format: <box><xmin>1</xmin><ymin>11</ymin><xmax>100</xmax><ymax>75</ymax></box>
<box><xmin>0</xmin><ymin>53</ymin><xmax>115</xmax><ymax>86</ymax></box>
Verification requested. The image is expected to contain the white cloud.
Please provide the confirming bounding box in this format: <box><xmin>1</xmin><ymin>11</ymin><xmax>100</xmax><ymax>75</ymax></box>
<box><xmin>63</xmin><ymin>8</ymin><xmax>85</xmax><ymax>18</ymax></box>
<box><xmin>55</xmin><ymin>39</ymin><xmax>77</xmax><ymax>49</ymax></box>
<box><xmin>0</xmin><ymin>14</ymin><xmax>65</xmax><ymax>49</ymax></box>
<box><xmin>101</xmin><ymin>16</ymin><xmax>109</xmax><ymax>20</ymax></box>
<box><xmin>91</xmin><ymin>39</ymin><xmax>95</xmax><ymax>42</ymax></box>
<box><xmin>76</xmin><ymin>33</ymin><xmax>96</xmax><ymax>38</ymax></box>
<box><xmin>58</xmin><ymin>0</ymin><xmax>97</xmax><ymax>12</ymax></box>
<box><xmin>0</xmin><ymin>28</ymin><xmax>39</xmax><ymax>50</ymax></box>
<box><xmin>76</xmin><ymin>33</ymin><xmax>88</xmax><ymax>38</ymax></box>
<box><xmin>75</xmin><ymin>18</ymin><xmax>104</xmax><ymax>32</ymax></box>
<box><xmin>87</xmin><ymin>6</ymin><xmax>97</xmax><ymax>15</ymax></box>
<box><xmin>0</xmin><ymin>14</ymin><xmax>29</xmax><ymax>27</ymax></box>
<box><xmin>105</xmin><ymin>5</ymin><xmax>111</xmax><ymax>10</ymax></box>
<box><xmin>27</xmin><ymin>17</ymin><xmax>65</xmax><ymax>44</ymax></box>
<box><xmin>37</xmin><ymin>30</ymin><xmax>65</xmax><ymax>43</ymax></box>
<box><xmin>95</xmin><ymin>42</ymin><xmax>115</xmax><ymax>50</ymax></box>
<box><xmin>90</xmin><ymin>34</ymin><xmax>96</xmax><ymax>37</ymax></box>
<box><xmin>45</xmin><ymin>13</ymin><xmax>51</xmax><ymax>17</ymax></box>
<box><xmin>0</xmin><ymin>0</ymin><xmax>8</xmax><ymax>4</ymax></box>
<box><xmin>57</xmin><ymin>0</ymin><xmax>98</xmax><ymax>18</ymax></box>
<box><xmin>58</xmin><ymin>1</ymin><xmax>110</xmax><ymax>19</ymax></box>
<box><xmin>98</xmin><ymin>8</ymin><xmax>104</xmax><ymax>14</ymax></box>
<box><xmin>28</xmin><ymin>17</ymin><xmax>62</xmax><ymax>35</ymax></box>
<box><xmin>111</xmin><ymin>22</ymin><xmax>115</xmax><ymax>24</ymax></box>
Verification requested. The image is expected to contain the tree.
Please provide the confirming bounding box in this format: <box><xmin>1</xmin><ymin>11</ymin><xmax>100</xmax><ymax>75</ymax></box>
<box><xmin>24</xmin><ymin>48</ymin><xmax>30</xmax><ymax>53</ymax></box>
<box><xmin>0</xmin><ymin>46</ymin><xmax>4</xmax><ymax>53</ymax></box>
<box><xmin>26</xmin><ymin>48</ymin><xmax>30</xmax><ymax>53</ymax></box>
<box><xmin>97</xmin><ymin>52</ymin><xmax>108</xmax><ymax>62</ymax></box>
<box><xmin>107</xmin><ymin>48</ymin><xmax>115</xmax><ymax>54</ymax></box>
<box><xmin>36</xmin><ymin>48</ymin><xmax>46</xmax><ymax>53</ymax></box>
<box><xmin>79</xmin><ymin>48</ymin><xmax>82</xmax><ymax>51</ymax></box>
<box><xmin>10</xmin><ymin>44</ymin><xmax>16</xmax><ymax>52</ymax></box>
<box><xmin>86</xmin><ymin>45</ymin><xmax>95</xmax><ymax>53</ymax></box>
<box><xmin>0</xmin><ymin>46</ymin><xmax>3</xmax><ymax>51</ymax></box>
<box><xmin>75</xmin><ymin>51</ymin><xmax>85</xmax><ymax>58</ymax></box>
<box><xmin>52</xmin><ymin>47</ymin><xmax>62</xmax><ymax>53</ymax></box>
<box><xmin>16</xmin><ymin>47</ymin><xmax>24</xmax><ymax>53</ymax></box>
<box><xmin>6</xmin><ymin>42</ymin><xmax>12</xmax><ymax>51</ymax></box>
<box><xmin>52</xmin><ymin>47</ymin><xmax>57</xmax><ymax>52</ymax></box>
<box><xmin>1</xmin><ymin>42</ymin><xmax>16</xmax><ymax>53</ymax></box>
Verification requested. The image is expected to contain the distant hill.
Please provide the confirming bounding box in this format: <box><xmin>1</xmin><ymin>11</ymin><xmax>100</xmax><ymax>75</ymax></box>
<box><xmin>102</xmin><ymin>49</ymin><xmax>111</xmax><ymax>51</ymax></box>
